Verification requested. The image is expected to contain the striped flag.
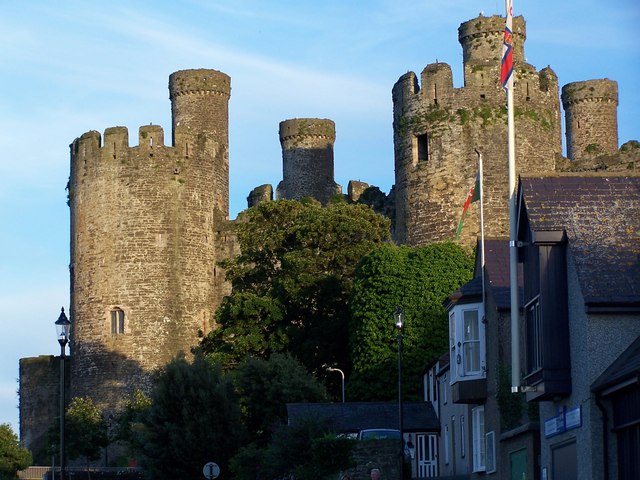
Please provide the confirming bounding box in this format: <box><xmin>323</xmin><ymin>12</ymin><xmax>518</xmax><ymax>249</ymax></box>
<box><xmin>501</xmin><ymin>0</ymin><xmax>514</xmax><ymax>90</ymax></box>
<box><xmin>455</xmin><ymin>172</ymin><xmax>480</xmax><ymax>240</ymax></box>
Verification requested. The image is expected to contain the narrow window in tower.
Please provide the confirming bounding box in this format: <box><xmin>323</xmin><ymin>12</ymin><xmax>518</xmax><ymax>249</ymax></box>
<box><xmin>110</xmin><ymin>308</ymin><xmax>125</xmax><ymax>335</ymax></box>
<box><xmin>417</xmin><ymin>133</ymin><xmax>429</xmax><ymax>163</ymax></box>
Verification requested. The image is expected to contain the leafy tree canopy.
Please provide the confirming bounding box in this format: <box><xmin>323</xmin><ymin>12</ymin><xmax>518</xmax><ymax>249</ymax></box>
<box><xmin>0</xmin><ymin>423</ymin><xmax>32</xmax><ymax>478</ymax></box>
<box><xmin>349</xmin><ymin>242</ymin><xmax>474</xmax><ymax>401</ymax></box>
<box><xmin>231</xmin><ymin>414</ymin><xmax>354</xmax><ymax>480</ymax></box>
<box><xmin>65</xmin><ymin>397</ymin><xmax>109</xmax><ymax>463</ymax></box>
<box><xmin>201</xmin><ymin>199</ymin><xmax>391</xmax><ymax>376</ymax></box>
<box><xmin>140</xmin><ymin>352</ymin><xmax>245</xmax><ymax>479</ymax></box>
<box><xmin>231</xmin><ymin>353</ymin><xmax>328</xmax><ymax>446</ymax></box>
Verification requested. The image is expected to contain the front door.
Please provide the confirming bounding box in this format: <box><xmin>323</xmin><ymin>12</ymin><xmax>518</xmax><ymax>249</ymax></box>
<box><xmin>417</xmin><ymin>434</ymin><xmax>438</xmax><ymax>477</ymax></box>
<box><xmin>510</xmin><ymin>448</ymin><xmax>527</xmax><ymax>480</ymax></box>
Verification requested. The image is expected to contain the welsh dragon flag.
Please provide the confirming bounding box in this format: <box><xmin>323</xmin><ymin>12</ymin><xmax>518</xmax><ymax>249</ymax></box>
<box><xmin>455</xmin><ymin>172</ymin><xmax>480</xmax><ymax>240</ymax></box>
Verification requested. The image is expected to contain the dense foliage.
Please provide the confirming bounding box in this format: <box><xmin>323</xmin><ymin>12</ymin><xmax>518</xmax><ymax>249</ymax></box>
<box><xmin>349</xmin><ymin>242</ymin><xmax>474</xmax><ymax>400</ymax></box>
<box><xmin>201</xmin><ymin>199</ymin><xmax>390</xmax><ymax>377</ymax></box>
<box><xmin>230</xmin><ymin>415</ymin><xmax>354</xmax><ymax>480</ymax></box>
<box><xmin>0</xmin><ymin>423</ymin><xmax>32</xmax><ymax>478</ymax></box>
<box><xmin>140</xmin><ymin>353</ymin><xmax>245</xmax><ymax>479</ymax></box>
<box><xmin>65</xmin><ymin>397</ymin><xmax>109</xmax><ymax>463</ymax></box>
<box><xmin>231</xmin><ymin>353</ymin><xmax>328</xmax><ymax>446</ymax></box>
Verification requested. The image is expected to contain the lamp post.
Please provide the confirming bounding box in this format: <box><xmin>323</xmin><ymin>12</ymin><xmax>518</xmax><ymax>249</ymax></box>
<box><xmin>55</xmin><ymin>307</ymin><xmax>71</xmax><ymax>480</ymax></box>
<box><xmin>394</xmin><ymin>306</ymin><xmax>405</xmax><ymax>480</ymax></box>
<box><xmin>326</xmin><ymin>367</ymin><xmax>345</xmax><ymax>403</ymax></box>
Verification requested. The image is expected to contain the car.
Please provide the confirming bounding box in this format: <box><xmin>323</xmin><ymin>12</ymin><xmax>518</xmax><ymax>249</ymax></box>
<box><xmin>357</xmin><ymin>429</ymin><xmax>401</xmax><ymax>440</ymax></box>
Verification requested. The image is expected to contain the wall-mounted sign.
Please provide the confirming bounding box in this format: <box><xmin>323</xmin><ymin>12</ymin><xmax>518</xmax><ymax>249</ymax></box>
<box><xmin>544</xmin><ymin>405</ymin><xmax>581</xmax><ymax>438</ymax></box>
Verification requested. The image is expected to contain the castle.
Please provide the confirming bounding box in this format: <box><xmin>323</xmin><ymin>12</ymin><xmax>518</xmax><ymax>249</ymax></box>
<box><xmin>19</xmin><ymin>13</ymin><xmax>636</xmax><ymax>461</ymax></box>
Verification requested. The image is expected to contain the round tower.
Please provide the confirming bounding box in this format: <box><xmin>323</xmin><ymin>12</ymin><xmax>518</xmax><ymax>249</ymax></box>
<box><xmin>458</xmin><ymin>15</ymin><xmax>526</xmax><ymax>68</ymax></box>
<box><xmin>392</xmin><ymin>15</ymin><xmax>562</xmax><ymax>247</ymax></box>
<box><xmin>278</xmin><ymin>118</ymin><xmax>339</xmax><ymax>205</ymax></box>
<box><xmin>169</xmin><ymin>68</ymin><xmax>231</xmax><ymax>216</ymax></box>
<box><xmin>69</xmin><ymin>69</ymin><xmax>232</xmax><ymax>413</ymax></box>
<box><xmin>561</xmin><ymin>79</ymin><xmax>618</xmax><ymax>160</ymax></box>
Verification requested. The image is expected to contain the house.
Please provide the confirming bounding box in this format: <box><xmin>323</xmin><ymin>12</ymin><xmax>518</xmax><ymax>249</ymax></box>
<box><xmin>440</xmin><ymin>239</ymin><xmax>539</xmax><ymax>480</ymax></box>
<box><xmin>286</xmin><ymin>401</ymin><xmax>439</xmax><ymax>478</ymax></box>
<box><xmin>517</xmin><ymin>174</ymin><xmax>640</xmax><ymax>480</ymax></box>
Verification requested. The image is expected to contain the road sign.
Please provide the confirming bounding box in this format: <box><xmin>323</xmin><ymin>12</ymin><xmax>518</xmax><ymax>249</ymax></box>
<box><xmin>203</xmin><ymin>461</ymin><xmax>220</xmax><ymax>479</ymax></box>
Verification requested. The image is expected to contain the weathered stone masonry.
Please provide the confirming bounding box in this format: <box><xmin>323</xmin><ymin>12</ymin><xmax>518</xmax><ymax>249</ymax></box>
<box><xmin>68</xmin><ymin>69</ymin><xmax>233</xmax><ymax>412</ymax></box>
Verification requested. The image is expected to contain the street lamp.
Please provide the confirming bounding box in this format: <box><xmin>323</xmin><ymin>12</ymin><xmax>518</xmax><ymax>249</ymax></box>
<box><xmin>55</xmin><ymin>307</ymin><xmax>71</xmax><ymax>480</ymax></box>
<box><xmin>393</xmin><ymin>306</ymin><xmax>405</xmax><ymax>480</ymax></box>
<box><xmin>326</xmin><ymin>367</ymin><xmax>345</xmax><ymax>403</ymax></box>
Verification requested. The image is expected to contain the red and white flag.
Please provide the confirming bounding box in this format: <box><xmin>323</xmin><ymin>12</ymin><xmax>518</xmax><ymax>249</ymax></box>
<box><xmin>501</xmin><ymin>0</ymin><xmax>514</xmax><ymax>90</ymax></box>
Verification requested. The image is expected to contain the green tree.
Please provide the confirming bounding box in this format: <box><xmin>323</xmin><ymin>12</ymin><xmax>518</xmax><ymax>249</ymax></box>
<box><xmin>0</xmin><ymin>423</ymin><xmax>32</xmax><ymax>479</ymax></box>
<box><xmin>202</xmin><ymin>199</ymin><xmax>391</xmax><ymax>377</ymax></box>
<box><xmin>141</xmin><ymin>352</ymin><xmax>245</xmax><ymax>479</ymax></box>
<box><xmin>231</xmin><ymin>415</ymin><xmax>354</xmax><ymax>480</ymax></box>
<box><xmin>65</xmin><ymin>397</ymin><xmax>109</xmax><ymax>464</ymax></box>
<box><xmin>349</xmin><ymin>242</ymin><xmax>474</xmax><ymax>400</ymax></box>
<box><xmin>113</xmin><ymin>389</ymin><xmax>151</xmax><ymax>464</ymax></box>
<box><xmin>231</xmin><ymin>353</ymin><xmax>328</xmax><ymax>446</ymax></box>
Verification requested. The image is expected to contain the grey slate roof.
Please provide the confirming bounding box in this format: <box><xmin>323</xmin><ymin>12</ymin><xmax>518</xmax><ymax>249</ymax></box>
<box><xmin>519</xmin><ymin>175</ymin><xmax>640</xmax><ymax>308</ymax></box>
<box><xmin>446</xmin><ymin>238</ymin><xmax>521</xmax><ymax>312</ymax></box>
<box><xmin>286</xmin><ymin>401</ymin><xmax>439</xmax><ymax>433</ymax></box>
<box><xmin>591</xmin><ymin>334</ymin><xmax>640</xmax><ymax>394</ymax></box>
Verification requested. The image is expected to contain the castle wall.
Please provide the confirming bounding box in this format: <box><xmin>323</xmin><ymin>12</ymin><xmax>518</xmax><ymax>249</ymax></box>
<box><xmin>277</xmin><ymin>118</ymin><xmax>341</xmax><ymax>205</ymax></box>
<box><xmin>393</xmin><ymin>15</ymin><xmax>562</xmax><ymax>246</ymax></box>
<box><xmin>562</xmin><ymin>79</ymin><xmax>618</xmax><ymax>160</ymax></box>
<box><xmin>68</xmin><ymin>69</ymin><xmax>232</xmax><ymax>412</ymax></box>
<box><xmin>19</xmin><ymin>355</ymin><xmax>67</xmax><ymax>463</ymax></box>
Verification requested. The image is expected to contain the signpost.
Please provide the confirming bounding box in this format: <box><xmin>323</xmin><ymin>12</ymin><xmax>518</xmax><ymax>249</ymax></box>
<box><xmin>203</xmin><ymin>462</ymin><xmax>220</xmax><ymax>479</ymax></box>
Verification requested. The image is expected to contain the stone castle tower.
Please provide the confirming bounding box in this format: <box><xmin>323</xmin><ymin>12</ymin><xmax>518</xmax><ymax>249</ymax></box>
<box><xmin>393</xmin><ymin>15</ymin><xmax>563</xmax><ymax>246</ymax></box>
<box><xmin>67</xmin><ymin>69</ymin><xmax>234</xmax><ymax>411</ymax></box>
<box><xmin>276</xmin><ymin>118</ymin><xmax>341</xmax><ymax>204</ymax></box>
<box><xmin>562</xmin><ymin>79</ymin><xmax>618</xmax><ymax>160</ymax></box>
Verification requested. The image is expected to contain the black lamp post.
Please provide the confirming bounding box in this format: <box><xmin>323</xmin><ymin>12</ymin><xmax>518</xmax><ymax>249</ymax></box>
<box><xmin>55</xmin><ymin>307</ymin><xmax>71</xmax><ymax>480</ymax></box>
<box><xmin>394</xmin><ymin>306</ymin><xmax>405</xmax><ymax>480</ymax></box>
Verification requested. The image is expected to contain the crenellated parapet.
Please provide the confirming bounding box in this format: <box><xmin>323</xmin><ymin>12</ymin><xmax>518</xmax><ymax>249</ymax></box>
<box><xmin>277</xmin><ymin>118</ymin><xmax>341</xmax><ymax>205</ymax></box>
<box><xmin>68</xmin><ymin>69</ymin><xmax>233</xmax><ymax>415</ymax></box>
<box><xmin>562</xmin><ymin>79</ymin><xmax>618</xmax><ymax>160</ymax></box>
<box><xmin>392</xmin><ymin>14</ymin><xmax>562</xmax><ymax>246</ymax></box>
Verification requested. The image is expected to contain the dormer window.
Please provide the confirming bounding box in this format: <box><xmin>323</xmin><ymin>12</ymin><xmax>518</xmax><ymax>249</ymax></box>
<box><xmin>110</xmin><ymin>308</ymin><xmax>125</xmax><ymax>335</ymax></box>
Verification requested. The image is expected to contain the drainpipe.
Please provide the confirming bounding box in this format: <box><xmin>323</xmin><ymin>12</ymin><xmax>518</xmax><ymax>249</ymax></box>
<box><xmin>595</xmin><ymin>395</ymin><xmax>609</xmax><ymax>480</ymax></box>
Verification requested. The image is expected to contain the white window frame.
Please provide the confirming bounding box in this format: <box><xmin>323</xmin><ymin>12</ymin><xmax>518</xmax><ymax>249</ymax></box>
<box><xmin>472</xmin><ymin>406</ymin><xmax>486</xmax><ymax>472</ymax></box>
<box><xmin>485</xmin><ymin>430</ymin><xmax>496</xmax><ymax>474</ymax></box>
<box><xmin>444</xmin><ymin>424</ymin><xmax>450</xmax><ymax>465</ymax></box>
<box><xmin>460</xmin><ymin>415</ymin><xmax>466</xmax><ymax>458</ymax></box>
<box><xmin>449</xmin><ymin>303</ymin><xmax>485</xmax><ymax>384</ymax></box>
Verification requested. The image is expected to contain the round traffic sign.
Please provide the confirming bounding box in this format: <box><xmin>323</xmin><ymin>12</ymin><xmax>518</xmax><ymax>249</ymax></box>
<box><xmin>203</xmin><ymin>461</ymin><xmax>220</xmax><ymax>479</ymax></box>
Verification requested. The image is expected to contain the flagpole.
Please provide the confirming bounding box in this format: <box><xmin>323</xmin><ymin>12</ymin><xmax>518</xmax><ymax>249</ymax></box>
<box><xmin>502</xmin><ymin>0</ymin><xmax>520</xmax><ymax>393</ymax></box>
<box><xmin>475</xmin><ymin>149</ymin><xmax>486</xmax><ymax>316</ymax></box>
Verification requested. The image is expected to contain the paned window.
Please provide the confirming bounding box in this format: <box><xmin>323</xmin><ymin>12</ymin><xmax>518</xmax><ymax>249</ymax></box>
<box><xmin>111</xmin><ymin>308</ymin><xmax>125</xmax><ymax>335</ymax></box>
<box><xmin>449</xmin><ymin>303</ymin><xmax>485</xmax><ymax>383</ymax></box>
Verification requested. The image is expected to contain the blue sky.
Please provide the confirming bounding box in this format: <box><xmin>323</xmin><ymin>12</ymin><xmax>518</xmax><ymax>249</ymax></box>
<box><xmin>1</xmin><ymin>0</ymin><xmax>638</xmax><ymax>434</ymax></box>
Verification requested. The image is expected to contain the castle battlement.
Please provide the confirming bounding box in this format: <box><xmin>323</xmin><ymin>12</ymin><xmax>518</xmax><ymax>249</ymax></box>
<box><xmin>392</xmin><ymin>14</ymin><xmax>562</xmax><ymax>246</ymax></box>
<box><xmin>67</xmin><ymin>68</ymin><xmax>232</xmax><ymax>415</ymax></box>
<box><xmin>168</xmin><ymin>68</ymin><xmax>231</xmax><ymax>99</ymax></box>
<box><xmin>562</xmin><ymin>79</ymin><xmax>619</xmax><ymax>160</ymax></box>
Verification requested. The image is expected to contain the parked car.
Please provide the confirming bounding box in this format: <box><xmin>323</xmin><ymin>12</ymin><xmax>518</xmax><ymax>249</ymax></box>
<box><xmin>357</xmin><ymin>429</ymin><xmax>401</xmax><ymax>440</ymax></box>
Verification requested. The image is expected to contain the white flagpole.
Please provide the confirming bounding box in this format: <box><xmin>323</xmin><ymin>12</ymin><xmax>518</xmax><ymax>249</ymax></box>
<box><xmin>503</xmin><ymin>0</ymin><xmax>520</xmax><ymax>393</ymax></box>
<box><xmin>475</xmin><ymin>149</ymin><xmax>486</xmax><ymax>316</ymax></box>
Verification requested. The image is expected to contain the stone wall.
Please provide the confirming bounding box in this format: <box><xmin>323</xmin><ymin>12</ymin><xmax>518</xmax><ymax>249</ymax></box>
<box><xmin>562</xmin><ymin>79</ymin><xmax>618</xmax><ymax>160</ymax></box>
<box><xmin>67</xmin><ymin>69</ymin><xmax>232</xmax><ymax>413</ymax></box>
<box><xmin>277</xmin><ymin>118</ymin><xmax>341</xmax><ymax>205</ymax></box>
<box><xmin>393</xmin><ymin>14</ymin><xmax>562</xmax><ymax>247</ymax></box>
<box><xmin>19</xmin><ymin>355</ymin><xmax>68</xmax><ymax>464</ymax></box>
